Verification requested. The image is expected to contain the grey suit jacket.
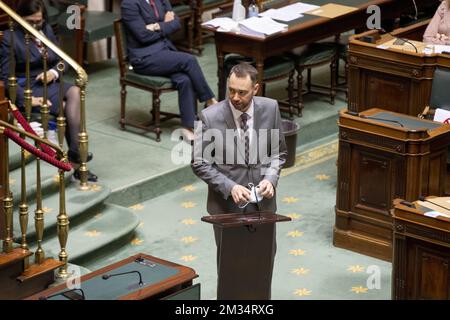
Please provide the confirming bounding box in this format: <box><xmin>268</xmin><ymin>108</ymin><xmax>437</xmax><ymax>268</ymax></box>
<box><xmin>191</xmin><ymin>96</ymin><xmax>287</xmax><ymax>214</ymax></box>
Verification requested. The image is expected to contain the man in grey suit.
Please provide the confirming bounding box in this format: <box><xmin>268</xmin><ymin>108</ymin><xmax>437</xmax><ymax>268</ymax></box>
<box><xmin>191</xmin><ymin>63</ymin><xmax>287</xmax><ymax>299</ymax></box>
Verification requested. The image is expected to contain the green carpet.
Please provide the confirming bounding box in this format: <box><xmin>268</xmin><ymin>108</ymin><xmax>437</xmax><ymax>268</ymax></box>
<box><xmin>81</xmin><ymin>141</ymin><xmax>392</xmax><ymax>300</ymax></box>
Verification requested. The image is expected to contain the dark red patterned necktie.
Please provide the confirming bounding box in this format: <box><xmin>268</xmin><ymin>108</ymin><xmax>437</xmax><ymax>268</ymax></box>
<box><xmin>149</xmin><ymin>0</ymin><xmax>160</xmax><ymax>19</ymax></box>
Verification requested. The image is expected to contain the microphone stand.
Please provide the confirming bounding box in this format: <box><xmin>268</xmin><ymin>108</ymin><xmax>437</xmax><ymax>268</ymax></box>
<box><xmin>102</xmin><ymin>270</ymin><xmax>144</xmax><ymax>287</ymax></box>
<box><xmin>39</xmin><ymin>288</ymin><xmax>86</xmax><ymax>300</ymax></box>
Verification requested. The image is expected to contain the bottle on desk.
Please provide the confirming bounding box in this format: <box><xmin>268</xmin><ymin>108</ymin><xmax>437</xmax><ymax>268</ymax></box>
<box><xmin>232</xmin><ymin>0</ymin><xmax>246</xmax><ymax>21</ymax></box>
<box><xmin>247</xmin><ymin>0</ymin><xmax>259</xmax><ymax>18</ymax></box>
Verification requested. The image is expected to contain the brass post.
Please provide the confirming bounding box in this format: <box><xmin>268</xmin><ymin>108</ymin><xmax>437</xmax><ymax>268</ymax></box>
<box><xmin>77</xmin><ymin>79</ymin><xmax>89</xmax><ymax>190</ymax></box>
<box><xmin>56</xmin><ymin>153</ymin><xmax>69</xmax><ymax>279</ymax></box>
<box><xmin>24</xmin><ymin>32</ymin><xmax>32</xmax><ymax>122</ymax></box>
<box><xmin>2</xmin><ymin>127</ymin><xmax>13</xmax><ymax>253</ymax></box>
<box><xmin>7</xmin><ymin>19</ymin><xmax>17</xmax><ymax>105</ymax></box>
<box><xmin>34</xmin><ymin>146</ymin><xmax>45</xmax><ymax>264</ymax></box>
<box><xmin>19</xmin><ymin>31</ymin><xmax>32</xmax><ymax>252</ymax></box>
<box><xmin>56</xmin><ymin>62</ymin><xmax>66</xmax><ymax>149</ymax></box>
<box><xmin>41</xmin><ymin>48</ymin><xmax>49</xmax><ymax>138</ymax></box>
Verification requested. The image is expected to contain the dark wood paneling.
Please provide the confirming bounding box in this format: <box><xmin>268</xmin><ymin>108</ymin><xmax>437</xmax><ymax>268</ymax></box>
<box><xmin>349</xmin><ymin>20</ymin><xmax>450</xmax><ymax>116</ymax></box>
<box><xmin>364</xmin><ymin>72</ymin><xmax>411</xmax><ymax>114</ymax></box>
<box><xmin>335</xmin><ymin>109</ymin><xmax>450</xmax><ymax>261</ymax></box>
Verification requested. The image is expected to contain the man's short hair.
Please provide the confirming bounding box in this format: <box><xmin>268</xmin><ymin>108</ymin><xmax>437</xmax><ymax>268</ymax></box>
<box><xmin>229</xmin><ymin>63</ymin><xmax>258</xmax><ymax>84</ymax></box>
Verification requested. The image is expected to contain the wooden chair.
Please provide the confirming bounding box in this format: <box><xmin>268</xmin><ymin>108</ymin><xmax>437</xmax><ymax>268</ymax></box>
<box><xmin>291</xmin><ymin>42</ymin><xmax>338</xmax><ymax>117</ymax></box>
<box><xmin>114</xmin><ymin>19</ymin><xmax>180</xmax><ymax>142</ymax></box>
<box><xmin>54</xmin><ymin>0</ymin><xmax>119</xmax><ymax>66</ymax></box>
<box><xmin>170</xmin><ymin>0</ymin><xmax>196</xmax><ymax>53</ymax></box>
<box><xmin>195</xmin><ymin>0</ymin><xmax>233</xmax><ymax>54</ymax></box>
<box><xmin>419</xmin><ymin>67</ymin><xmax>450</xmax><ymax>119</ymax></box>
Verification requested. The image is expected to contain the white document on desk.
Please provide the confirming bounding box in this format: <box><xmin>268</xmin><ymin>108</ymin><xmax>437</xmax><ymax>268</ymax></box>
<box><xmin>433</xmin><ymin>108</ymin><xmax>450</xmax><ymax>123</ymax></box>
<box><xmin>259</xmin><ymin>8</ymin><xmax>303</xmax><ymax>22</ymax></box>
<box><xmin>286</xmin><ymin>2</ymin><xmax>320</xmax><ymax>14</ymax></box>
<box><xmin>202</xmin><ymin>17</ymin><xmax>239</xmax><ymax>32</ymax></box>
<box><xmin>433</xmin><ymin>44</ymin><xmax>450</xmax><ymax>54</ymax></box>
<box><xmin>239</xmin><ymin>16</ymin><xmax>288</xmax><ymax>38</ymax></box>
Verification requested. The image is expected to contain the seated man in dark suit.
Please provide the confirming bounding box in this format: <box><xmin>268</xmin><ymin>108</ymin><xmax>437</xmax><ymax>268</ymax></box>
<box><xmin>0</xmin><ymin>0</ymin><xmax>97</xmax><ymax>181</ymax></box>
<box><xmin>121</xmin><ymin>0</ymin><xmax>217</xmax><ymax>141</ymax></box>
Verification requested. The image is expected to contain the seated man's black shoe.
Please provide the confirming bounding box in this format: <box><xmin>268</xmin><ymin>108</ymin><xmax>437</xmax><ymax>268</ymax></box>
<box><xmin>68</xmin><ymin>150</ymin><xmax>93</xmax><ymax>163</ymax></box>
<box><xmin>73</xmin><ymin>169</ymin><xmax>98</xmax><ymax>183</ymax></box>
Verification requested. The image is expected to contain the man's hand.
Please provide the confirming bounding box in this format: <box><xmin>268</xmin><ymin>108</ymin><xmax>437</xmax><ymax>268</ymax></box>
<box><xmin>35</xmin><ymin>71</ymin><xmax>56</xmax><ymax>84</ymax></box>
<box><xmin>146</xmin><ymin>23</ymin><xmax>160</xmax><ymax>31</ymax></box>
<box><xmin>31</xmin><ymin>96</ymin><xmax>52</xmax><ymax>107</ymax></box>
<box><xmin>164</xmin><ymin>11</ymin><xmax>174</xmax><ymax>22</ymax></box>
<box><xmin>258</xmin><ymin>179</ymin><xmax>274</xmax><ymax>199</ymax></box>
<box><xmin>231</xmin><ymin>185</ymin><xmax>251</xmax><ymax>205</ymax></box>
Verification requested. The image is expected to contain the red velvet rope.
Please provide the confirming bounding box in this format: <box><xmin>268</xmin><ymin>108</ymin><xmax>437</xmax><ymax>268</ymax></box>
<box><xmin>4</xmin><ymin>128</ymin><xmax>73</xmax><ymax>172</ymax></box>
<box><xmin>11</xmin><ymin>109</ymin><xmax>57</xmax><ymax>157</ymax></box>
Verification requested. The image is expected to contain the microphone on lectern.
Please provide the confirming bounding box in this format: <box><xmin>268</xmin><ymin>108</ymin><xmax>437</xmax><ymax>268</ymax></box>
<box><xmin>102</xmin><ymin>270</ymin><xmax>144</xmax><ymax>286</ymax></box>
<box><xmin>39</xmin><ymin>288</ymin><xmax>86</xmax><ymax>300</ymax></box>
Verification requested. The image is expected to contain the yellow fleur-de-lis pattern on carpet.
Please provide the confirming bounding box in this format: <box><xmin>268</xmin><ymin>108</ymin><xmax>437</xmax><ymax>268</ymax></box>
<box><xmin>92</xmin><ymin>141</ymin><xmax>391</xmax><ymax>300</ymax></box>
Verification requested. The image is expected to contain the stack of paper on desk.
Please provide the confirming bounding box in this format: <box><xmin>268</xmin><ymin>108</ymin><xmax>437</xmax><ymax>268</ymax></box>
<box><xmin>417</xmin><ymin>197</ymin><xmax>450</xmax><ymax>219</ymax></box>
<box><xmin>202</xmin><ymin>17</ymin><xmax>239</xmax><ymax>32</ymax></box>
<box><xmin>258</xmin><ymin>2</ymin><xmax>320</xmax><ymax>21</ymax></box>
<box><xmin>239</xmin><ymin>16</ymin><xmax>288</xmax><ymax>38</ymax></box>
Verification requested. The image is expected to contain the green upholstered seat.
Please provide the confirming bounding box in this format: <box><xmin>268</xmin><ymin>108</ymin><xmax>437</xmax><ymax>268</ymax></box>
<box><xmin>45</xmin><ymin>3</ymin><xmax>60</xmax><ymax>26</ymax></box>
<box><xmin>124</xmin><ymin>71</ymin><xmax>174</xmax><ymax>90</ymax></box>
<box><xmin>224</xmin><ymin>54</ymin><xmax>295</xmax><ymax>80</ymax></box>
<box><xmin>430</xmin><ymin>68</ymin><xmax>450</xmax><ymax>111</ymax></box>
<box><xmin>203</xmin><ymin>0</ymin><xmax>230</xmax><ymax>7</ymax></box>
<box><xmin>57</xmin><ymin>11</ymin><xmax>119</xmax><ymax>42</ymax></box>
<box><xmin>293</xmin><ymin>43</ymin><xmax>338</xmax><ymax>66</ymax></box>
<box><xmin>172</xmin><ymin>4</ymin><xmax>191</xmax><ymax>16</ymax></box>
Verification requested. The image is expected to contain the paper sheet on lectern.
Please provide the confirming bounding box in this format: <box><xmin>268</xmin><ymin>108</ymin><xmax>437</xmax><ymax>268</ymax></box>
<box><xmin>433</xmin><ymin>108</ymin><xmax>450</xmax><ymax>123</ymax></box>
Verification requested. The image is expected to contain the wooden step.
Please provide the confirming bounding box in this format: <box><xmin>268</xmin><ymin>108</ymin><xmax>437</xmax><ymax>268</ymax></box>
<box><xmin>0</xmin><ymin>248</ymin><xmax>32</xmax><ymax>269</ymax></box>
<box><xmin>17</xmin><ymin>258</ymin><xmax>64</xmax><ymax>283</ymax></box>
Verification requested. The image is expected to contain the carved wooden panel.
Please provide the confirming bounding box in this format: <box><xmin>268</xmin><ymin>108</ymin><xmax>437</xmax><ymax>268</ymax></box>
<box><xmin>415</xmin><ymin>244</ymin><xmax>450</xmax><ymax>299</ymax></box>
<box><xmin>354</xmin><ymin>149</ymin><xmax>391</xmax><ymax>214</ymax></box>
<box><xmin>364</xmin><ymin>71</ymin><xmax>411</xmax><ymax>114</ymax></box>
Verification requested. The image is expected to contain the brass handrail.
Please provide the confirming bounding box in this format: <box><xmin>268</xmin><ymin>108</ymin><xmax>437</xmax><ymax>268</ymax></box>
<box><xmin>0</xmin><ymin>1</ymin><xmax>88</xmax><ymax>87</ymax></box>
<box><xmin>0</xmin><ymin>119</ymin><xmax>65</xmax><ymax>157</ymax></box>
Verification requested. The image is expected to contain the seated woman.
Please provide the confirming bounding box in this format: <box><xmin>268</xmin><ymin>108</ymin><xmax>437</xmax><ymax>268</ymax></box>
<box><xmin>0</xmin><ymin>0</ymin><xmax>97</xmax><ymax>182</ymax></box>
<box><xmin>121</xmin><ymin>0</ymin><xmax>217</xmax><ymax>141</ymax></box>
<box><xmin>423</xmin><ymin>0</ymin><xmax>450</xmax><ymax>45</ymax></box>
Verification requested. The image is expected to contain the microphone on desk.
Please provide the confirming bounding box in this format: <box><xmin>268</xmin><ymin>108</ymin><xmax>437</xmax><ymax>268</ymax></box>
<box><xmin>346</xmin><ymin>111</ymin><xmax>405</xmax><ymax>127</ymax></box>
<box><xmin>39</xmin><ymin>288</ymin><xmax>86</xmax><ymax>300</ymax></box>
<box><xmin>418</xmin><ymin>195</ymin><xmax>450</xmax><ymax>213</ymax></box>
<box><xmin>102</xmin><ymin>270</ymin><xmax>144</xmax><ymax>286</ymax></box>
<box><xmin>360</xmin><ymin>115</ymin><xmax>405</xmax><ymax>127</ymax></box>
<box><xmin>377</xmin><ymin>27</ymin><xmax>418</xmax><ymax>53</ymax></box>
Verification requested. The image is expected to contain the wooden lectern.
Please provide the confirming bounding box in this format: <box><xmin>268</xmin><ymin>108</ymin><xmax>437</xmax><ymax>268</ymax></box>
<box><xmin>335</xmin><ymin>108</ymin><xmax>450</xmax><ymax>261</ymax></box>
<box><xmin>391</xmin><ymin>198</ymin><xmax>450</xmax><ymax>300</ymax></box>
<box><xmin>25</xmin><ymin>253</ymin><xmax>199</xmax><ymax>300</ymax></box>
<box><xmin>202</xmin><ymin>212</ymin><xmax>291</xmax><ymax>300</ymax></box>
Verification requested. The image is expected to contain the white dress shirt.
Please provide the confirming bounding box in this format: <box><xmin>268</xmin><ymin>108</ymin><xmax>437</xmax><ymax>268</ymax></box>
<box><xmin>229</xmin><ymin>100</ymin><xmax>254</xmax><ymax>144</ymax></box>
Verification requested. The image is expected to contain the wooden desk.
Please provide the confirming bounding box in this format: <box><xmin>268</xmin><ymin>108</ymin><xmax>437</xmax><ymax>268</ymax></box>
<box><xmin>25</xmin><ymin>253</ymin><xmax>199</xmax><ymax>300</ymax></box>
<box><xmin>391</xmin><ymin>198</ymin><xmax>450</xmax><ymax>300</ymax></box>
<box><xmin>203</xmin><ymin>0</ymin><xmax>440</xmax><ymax>99</ymax></box>
<box><xmin>348</xmin><ymin>20</ymin><xmax>450</xmax><ymax>116</ymax></box>
<box><xmin>334</xmin><ymin>108</ymin><xmax>450</xmax><ymax>261</ymax></box>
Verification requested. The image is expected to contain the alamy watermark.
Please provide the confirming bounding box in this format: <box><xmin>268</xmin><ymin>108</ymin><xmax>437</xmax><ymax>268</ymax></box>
<box><xmin>171</xmin><ymin>120</ymin><xmax>282</xmax><ymax>176</ymax></box>
<box><xmin>366</xmin><ymin>265</ymin><xmax>381</xmax><ymax>290</ymax></box>
<box><xmin>65</xmin><ymin>5</ymin><xmax>81</xmax><ymax>30</ymax></box>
